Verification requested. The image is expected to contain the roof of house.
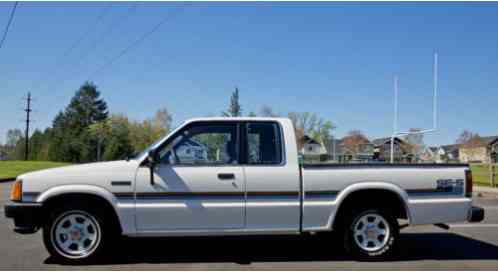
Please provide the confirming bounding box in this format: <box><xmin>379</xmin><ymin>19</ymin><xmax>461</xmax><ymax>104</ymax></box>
<box><xmin>371</xmin><ymin>137</ymin><xmax>404</xmax><ymax>146</ymax></box>
<box><xmin>302</xmin><ymin>135</ymin><xmax>321</xmax><ymax>145</ymax></box>
<box><xmin>440</xmin><ymin>144</ymin><xmax>459</xmax><ymax>153</ymax></box>
<box><xmin>428</xmin><ymin>146</ymin><xmax>439</xmax><ymax>153</ymax></box>
<box><xmin>481</xmin><ymin>136</ymin><xmax>498</xmax><ymax>145</ymax></box>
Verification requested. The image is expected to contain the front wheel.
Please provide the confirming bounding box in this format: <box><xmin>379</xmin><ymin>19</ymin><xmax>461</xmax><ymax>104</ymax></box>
<box><xmin>343</xmin><ymin>208</ymin><xmax>399</xmax><ymax>260</ymax></box>
<box><xmin>43</xmin><ymin>205</ymin><xmax>108</xmax><ymax>263</ymax></box>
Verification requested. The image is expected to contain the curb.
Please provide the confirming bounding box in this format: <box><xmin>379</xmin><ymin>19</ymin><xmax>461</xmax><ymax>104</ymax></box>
<box><xmin>474</xmin><ymin>186</ymin><xmax>498</xmax><ymax>197</ymax></box>
<box><xmin>0</xmin><ymin>178</ymin><xmax>15</xmax><ymax>183</ymax></box>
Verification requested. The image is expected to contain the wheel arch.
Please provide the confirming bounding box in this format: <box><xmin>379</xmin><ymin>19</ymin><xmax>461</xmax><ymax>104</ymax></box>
<box><xmin>329</xmin><ymin>182</ymin><xmax>411</xmax><ymax>230</ymax></box>
<box><xmin>38</xmin><ymin>185</ymin><xmax>124</xmax><ymax>234</ymax></box>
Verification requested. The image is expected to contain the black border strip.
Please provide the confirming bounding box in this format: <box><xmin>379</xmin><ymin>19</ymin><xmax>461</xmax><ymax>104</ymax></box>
<box><xmin>305</xmin><ymin>190</ymin><xmax>340</xmax><ymax>196</ymax></box>
<box><xmin>111</xmin><ymin>181</ymin><xmax>132</xmax><ymax>186</ymax></box>
<box><xmin>406</xmin><ymin>187</ymin><xmax>454</xmax><ymax>194</ymax></box>
<box><xmin>22</xmin><ymin>192</ymin><xmax>40</xmax><ymax>199</ymax></box>
<box><xmin>114</xmin><ymin>191</ymin><xmax>302</xmax><ymax>199</ymax></box>
<box><xmin>303</xmin><ymin>163</ymin><xmax>469</xmax><ymax>169</ymax></box>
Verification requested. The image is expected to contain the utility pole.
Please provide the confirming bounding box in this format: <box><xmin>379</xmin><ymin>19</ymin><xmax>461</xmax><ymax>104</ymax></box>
<box><xmin>23</xmin><ymin>92</ymin><xmax>32</xmax><ymax>161</ymax></box>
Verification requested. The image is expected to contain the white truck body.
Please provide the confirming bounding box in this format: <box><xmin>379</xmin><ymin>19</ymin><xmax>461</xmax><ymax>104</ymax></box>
<box><xmin>5</xmin><ymin>117</ymin><xmax>483</xmax><ymax>261</ymax></box>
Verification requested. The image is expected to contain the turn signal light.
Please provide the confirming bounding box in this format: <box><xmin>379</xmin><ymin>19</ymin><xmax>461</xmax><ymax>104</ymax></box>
<box><xmin>10</xmin><ymin>180</ymin><xmax>22</xmax><ymax>202</ymax></box>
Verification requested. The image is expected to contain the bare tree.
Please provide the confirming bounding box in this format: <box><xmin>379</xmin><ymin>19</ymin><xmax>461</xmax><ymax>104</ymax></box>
<box><xmin>287</xmin><ymin>112</ymin><xmax>335</xmax><ymax>150</ymax></box>
<box><xmin>259</xmin><ymin>105</ymin><xmax>278</xmax><ymax>117</ymax></box>
<box><xmin>342</xmin><ymin>130</ymin><xmax>369</xmax><ymax>159</ymax></box>
<box><xmin>456</xmin><ymin>130</ymin><xmax>486</xmax><ymax>162</ymax></box>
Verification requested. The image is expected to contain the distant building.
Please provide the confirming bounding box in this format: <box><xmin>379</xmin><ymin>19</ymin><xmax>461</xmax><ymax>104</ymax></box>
<box><xmin>300</xmin><ymin>135</ymin><xmax>327</xmax><ymax>162</ymax></box>
<box><xmin>323</xmin><ymin>137</ymin><xmax>374</xmax><ymax>163</ymax></box>
<box><xmin>175</xmin><ymin>139</ymin><xmax>209</xmax><ymax>163</ymax></box>
<box><xmin>420</xmin><ymin>146</ymin><xmax>455</xmax><ymax>163</ymax></box>
<box><xmin>459</xmin><ymin>136</ymin><xmax>498</xmax><ymax>163</ymax></box>
<box><xmin>371</xmin><ymin>137</ymin><xmax>414</xmax><ymax>163</ymax></box>
<box><xmin>440</xmin><ymin>144</ymin><xmax>460</xmax><ymax>162</ymax></box>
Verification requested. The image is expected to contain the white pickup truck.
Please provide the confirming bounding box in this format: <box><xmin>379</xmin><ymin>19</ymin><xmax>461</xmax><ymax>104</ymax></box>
<box><xmin>5</xmin><ymin>117</ymin><xmax>484</xmax><ymax>262</ymax></box>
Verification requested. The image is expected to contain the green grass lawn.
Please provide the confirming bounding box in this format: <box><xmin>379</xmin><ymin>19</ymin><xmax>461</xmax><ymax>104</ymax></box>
<box><xmin>470</xmin><ymin>164</ymin><xmax>498</xmax><ymax>187</ymax></box>
<box><xmin>0</xmin><ymin>161</ymin><xmax>71</xmax><ymax>179</ymax></box>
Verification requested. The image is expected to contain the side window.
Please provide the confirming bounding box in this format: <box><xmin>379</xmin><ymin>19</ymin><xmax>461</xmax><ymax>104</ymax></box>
<box><xmin>159</xmin><ymin>124</ymin><xmax>238</xmax><ymax>165</ymax></box>
<box><xmin>247</xmin><ymin>122</ymin><xmax>282</xmax><ymax>165</ymax></box>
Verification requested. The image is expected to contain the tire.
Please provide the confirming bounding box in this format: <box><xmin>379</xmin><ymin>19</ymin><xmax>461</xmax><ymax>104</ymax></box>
<box><xmin>343</xmin><ymin>208</ymin><xmax>399</xmax><ymax>261</ymax></box>
<box><xmin>43</xmin><ymin>203</ymin><xmax>111</xmax><ymax>263</ymax></box>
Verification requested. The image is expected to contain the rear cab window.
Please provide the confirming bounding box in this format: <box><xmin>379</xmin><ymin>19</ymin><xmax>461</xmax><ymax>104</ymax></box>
<box><xmin>245</xmin><ymin>122</ymin><xmax>283</xmax><ymax>165</ymax></box>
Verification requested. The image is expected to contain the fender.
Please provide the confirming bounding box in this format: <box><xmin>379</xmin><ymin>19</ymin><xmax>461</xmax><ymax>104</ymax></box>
<box><xmin>327</xmin><ymin>181</ymin><xmax>412</xmax><ymax>230</ymax></box>
<box><xmin>36</xmin><ymin>184</ymin><xmax>131</xmax><ymax>234</ymax></box>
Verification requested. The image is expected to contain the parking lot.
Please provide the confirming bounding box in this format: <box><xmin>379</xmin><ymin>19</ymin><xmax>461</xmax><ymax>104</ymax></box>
<box><xmin>1</xmin><ymin>181</ymin><xmax>497</xmax><ymax>270</ymax></box>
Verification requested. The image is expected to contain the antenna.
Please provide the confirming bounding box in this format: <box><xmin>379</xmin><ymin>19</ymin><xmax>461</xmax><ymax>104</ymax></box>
<box><xmin>390</xmin><ymin>52</ymin><xmax>439</xmax><ymax>163</ymax></box>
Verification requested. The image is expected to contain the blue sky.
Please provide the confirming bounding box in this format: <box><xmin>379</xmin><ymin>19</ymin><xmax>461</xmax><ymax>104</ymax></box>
<box><xmin>1</xmin><ymin>2</ymin><xmax>498</xmax><ymax>146</ymax></box>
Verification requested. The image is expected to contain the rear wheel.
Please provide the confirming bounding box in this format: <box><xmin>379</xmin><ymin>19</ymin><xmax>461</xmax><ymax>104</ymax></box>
<box><xmin>43</xmin><ymin>204</ymin><xmax>109</xmax><ymax>263</ymax></box>
<box><xmin>343</xmin><ymin>208</ymin><xmax>399</xmax><ymax>260</ymax></box>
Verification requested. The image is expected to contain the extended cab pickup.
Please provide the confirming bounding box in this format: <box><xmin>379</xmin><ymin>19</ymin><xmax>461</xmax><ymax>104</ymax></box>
<box><xmin>5</xmin><ymin>117</ymin><xmax>484</xmax><ymax>261</ymax></box>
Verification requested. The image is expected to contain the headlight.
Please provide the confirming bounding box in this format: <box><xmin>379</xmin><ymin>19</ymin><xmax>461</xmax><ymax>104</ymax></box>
<box><xmin>10</xmin><ymin>179</ymin><xmax>22</xmax><ymax>202</ymax></box>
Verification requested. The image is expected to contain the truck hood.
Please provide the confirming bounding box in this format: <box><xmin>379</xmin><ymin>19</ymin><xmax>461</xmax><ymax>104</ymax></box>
<box><xmin>18</xmin><ymin>160</ymin><xmax>140</xmax><ymax>185</ymax></box>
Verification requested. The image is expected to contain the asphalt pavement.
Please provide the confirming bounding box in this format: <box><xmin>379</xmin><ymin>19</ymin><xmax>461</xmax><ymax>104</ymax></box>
<box><xmin>1</xmin><ymin>181</ymin><xmax>498</xmax><ymax>270</ymax></box>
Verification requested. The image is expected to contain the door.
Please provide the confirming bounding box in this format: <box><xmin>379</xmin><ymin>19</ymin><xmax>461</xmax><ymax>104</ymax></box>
<box><xmin>243</xmin><ymin>121</ymin><xmax>301</xmax><ymax>231</ymax></box>
<box><xmin>135</xmin><ymin>122</ymin><xmax>245</xmax><ymax>231</ymax></box>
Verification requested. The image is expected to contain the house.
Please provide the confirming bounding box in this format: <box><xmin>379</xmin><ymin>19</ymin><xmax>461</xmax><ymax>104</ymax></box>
<box><xmin>175</xmin><ymin>139</ymin><xmax>208</xmax><ymax>163</ymax></box>
<box><xmin>420</xmin><ymin>146</ymin><xmax>456</xmax><ymax>163</ymax></box>
<box><xmin>323</xmin><ymin>136</ymin><xmax>374</xmax><ymax>163</ymax></box>
<box><xmin>420</xmin><ymin>146</ymin><xmax>438</xmax><ymax>162</ymax></box>
<box><xmin>440</xmin><ymin>144</ymin><xmax>460</xmax><ymax>162</ymax></box>
<box><xmin>371</xmin><ymin>137</ymin><xmax>414</xmax><ymax>163</ymax></box>
<box><xmin>459</xmin><ymin>136</ymin><xmax>498</xmax><ymax>163</ymax></box>
<box><xmin>300</xmin><ymin>135</ymin><xmax>327</xmax><ymax>162</ymax></box>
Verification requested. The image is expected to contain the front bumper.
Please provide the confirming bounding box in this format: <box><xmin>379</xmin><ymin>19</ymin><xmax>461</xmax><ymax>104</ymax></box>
<box><xmin>468</xmin><ymin>206</ymin><xmax>485</xmax><ymax>223</ymax></box>
<box><xmin>4</xmin><ymin>202</ymin><xmax>43</xmax><ymax>234</ymax></box>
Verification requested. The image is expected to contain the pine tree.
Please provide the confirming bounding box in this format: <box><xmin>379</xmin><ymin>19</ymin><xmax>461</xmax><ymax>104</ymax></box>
<box><xmin>48</xmin><ymin>81</ymin><xmax>108</xmax><ymax>162</ymax></box>
<box><xmin>222</xmin><ymin>87</ymin><xmax>242</xmax><ymax>117</ymax></box>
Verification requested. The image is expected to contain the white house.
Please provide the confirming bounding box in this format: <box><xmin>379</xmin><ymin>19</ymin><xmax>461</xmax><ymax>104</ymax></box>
<box><xmin>300</xmin><ymin>135</ymin><xmax>327</xmax><ymax>157</ymax></box>
<box><xmin>175</xmin><ymin>139</ymin><xmax>209</xmax><ymax>163</ymax></box>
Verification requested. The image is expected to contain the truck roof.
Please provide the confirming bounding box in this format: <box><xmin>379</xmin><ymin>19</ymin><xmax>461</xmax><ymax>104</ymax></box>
<box><xmin>184</xmin><ymin>117</ymin><xmax>290</xmax><ymax>123</ymax></box>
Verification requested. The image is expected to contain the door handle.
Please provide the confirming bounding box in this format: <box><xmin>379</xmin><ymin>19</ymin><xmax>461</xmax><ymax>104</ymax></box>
<box><xmin>218</xmin><ymin>173</ymin><xmax>235</xmax><ymax>180</ymax></box>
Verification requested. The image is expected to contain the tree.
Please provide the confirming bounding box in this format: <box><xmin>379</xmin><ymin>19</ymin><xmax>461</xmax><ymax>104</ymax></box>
<box><xmin>48</xmin><ymin>81</ymin><xmax>108</xmax><ymax>162</ymax></box>
<box><xmin>102</xmin><ymin>115</ymin><xmax>134</xmax><ymax>161</ymax></box>
<box><xmin>88</xmin><ymin>121</ymin><xmax>111</xmax><ymax>161</ymax></box>
<box><xmin>28</xmin><ymin>130</ymin><xmax>45</xmax><ymax>160</ymax></box>
<box><xmin>287</xmin><ymin>112</ymin><xmax>336</xmax><ymax>149</ymax></box>
<box><xmin>4</xmin><ymin>129</ymin><xmax>24</xmax><ymax>159</ymax></box>
<box><xmin>259</xmin><ymin>105</ymin><xmax>278</xmax><ymax>117</ymax></box>
<box><xmin>6</xmin><ymin>129</ymin><xmax>23</xmax><ymax>148</ymax></box>
<box><xmin>129</xmin><ymin>109</ymin><xmax>173</xmax><ymax>153</ymax></box>
<box><xmin>222</xmin><ymin>87</ymin><xmax>242</xmax><ymax>117</ymax></box>
<box><xmin>342</xmin><ymin>130</ymin><xmax>369</xmax><ymax>159</ymax></box>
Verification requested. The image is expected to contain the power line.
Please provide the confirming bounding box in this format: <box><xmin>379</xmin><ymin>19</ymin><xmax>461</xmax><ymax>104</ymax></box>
<box><xmin>0</xmin><ymin>1</ymin><xmax>19</xmax><ymax>50</ymax></box>
<box><xmin>59</xmin><ymin>2</ymin><xmax>113</xmax><ymax>59</ymax></box>
<box><xmin>33</xmin><ymin>2</ymin><xmax>113</xmax><ymax>92</ymax></box>
<box><xmin>54</xmin><ymin>2</ymin><xmax>139</xmax><ymax>82</ymax></box>
<box><xmin>75</xmin><ymin>3</ymin><xmax>139</xmax><ymax>66</ymax></box>
<box><xmin>87</xmin><ymin>3</ymin><xmax>190</xmax><ymax>78</ymax></box>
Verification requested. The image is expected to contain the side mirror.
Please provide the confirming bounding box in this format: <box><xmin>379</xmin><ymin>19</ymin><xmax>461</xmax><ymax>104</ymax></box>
<box><xmin>148</xmin><ymin>150</ymin><xmax>158</xmax><ymax>165</ymax></box>
<box><xmin>147</xmin><ymin>150</ymin><xmax>158</xmax><ymax>185</ymax></box>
